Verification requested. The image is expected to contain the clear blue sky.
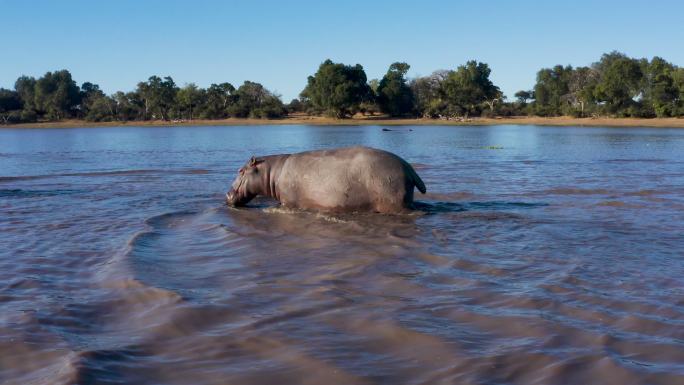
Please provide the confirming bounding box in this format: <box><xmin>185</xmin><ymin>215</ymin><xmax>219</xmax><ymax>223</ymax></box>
<box><xmin>3</xmin><ymin>0</ymin><xmax>683</xmax><ymax>101</ymax></box>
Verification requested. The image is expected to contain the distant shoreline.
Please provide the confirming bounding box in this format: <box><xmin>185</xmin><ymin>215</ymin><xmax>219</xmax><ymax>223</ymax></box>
<box><xmin>4</xmin><ymin>116</ymin><xmax>684</xmax><ymax>129</ymax></box>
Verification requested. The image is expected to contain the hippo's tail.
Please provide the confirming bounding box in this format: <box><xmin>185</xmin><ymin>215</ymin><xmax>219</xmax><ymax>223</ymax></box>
<box><xmin>405</xmin><ymin>161</ymin><xmax>426</xmax><ymax>194</ymax></box>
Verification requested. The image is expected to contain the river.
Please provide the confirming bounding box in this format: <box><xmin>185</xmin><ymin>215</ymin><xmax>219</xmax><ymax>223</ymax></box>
<box><xmin>1</xmin><ymin>124</ymin><xmax>683</xmax><ymax>384</ymax></box>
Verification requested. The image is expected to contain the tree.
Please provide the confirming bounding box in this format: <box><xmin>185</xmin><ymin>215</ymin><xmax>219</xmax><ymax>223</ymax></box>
<box><xmin>565</xmin><ymin>66</ymin><xmax>599</xmax><ymax>117</ymax></box>
<box><xmin>79</xmin><ymin>82</ymin><xmax>108</xmax><ymax>119</ymax></box>
<box><xmin>643</xmin><ymin>57</ymin><xmax>678</xmax><ymax>117</ymax></box>
<box><xmin>300</xmin><ymin>59</ymin><xmax>372</xmax><ymax>118</ymax></box>
<box><xmin>80</xmin><ymin>82</ymin><xmax>103</xmax><ymax>99</ymax></box>
<box><xmin>514</xmin><ymin>90</ymin><xmax>534</xmax><ymax>105</ymax></box>
<box><xmin>593</xmin><ymin>52</ymin><xmax>643</xmax><ymax>116</ymax></box>
<box><xmin>360</xmin><ymin>78</ymin><xmax>381</xmax><ymax>116</ymax></box>
<box><xmin>442</xmin><ymin>61</ymin><xmax>501</xmax><ymax>117</ymax></box>
<box><xmin>377</xmin><ymin>62</ymin><xmax>415</xmax><ymax>117</ymax></box>
<box><xmin>113</xmin><ymin>91</ymin><xmax>143</xmax><ymax>121</ymax></box>
<box><xmin>532</xmin><ymin>65</ymin><xmax>572</xmax><ymax>116</ymax></box>
<box><xmin>33</xmin><ymin>70</ymin><xmax>81</xmax><ymax>120</ymax></box>
<box><xmin>136</xmin><ymin>76</ymin><xmax>178</xmax><ymax>120</ymax></box>
<box><xmin>175</xmin><ymin>83</ymin><xmax>204</xmax><ymax>120</ymax></box>
<box><xmin>0</xmin><ymin>88</ymin><xmax>23</xmax><ymax>123</ymax></box>
<box><xmin>410</xmin><ymin>70</ymin><xmax>450</xmax><ymax>118</ymax></box>
<box><xmin>229</xmin><ymin>81</ymin><xmax>285</xmax><ymax>118</ymax></box>
<box><xmin>286</xmin><ymin>98</ymin><xmax>306</xmax><ymax>114</ymax></box>
<box><xmin>85</xmin><ymin>95</ymin><xmax>116</xmax><ymax>121</ymax></box>
<box><xmin>368</xmin><ymin>78</ymin><xmax>380</xmax><ymax>94</ymax></box>
<box><xmin>202</xmin><ymin>82</ymin><xmax>235</xmax><ymax>119</ymax></box>
<box><xmin>14</xmin><ymin>76</ymin><xmax>37</xmax><ymax>117</ymax></box>
<box><xmin>673</xmin><ymin>67</ymin><xmax>684</xmax><ymax>116</ymax></box>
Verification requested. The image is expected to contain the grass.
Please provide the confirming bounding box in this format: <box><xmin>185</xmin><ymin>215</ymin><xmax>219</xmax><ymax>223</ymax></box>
<box><xmin>4</xmin><ymin>114</ymin><xmax>684</xmax><ymax>129</ymax></box>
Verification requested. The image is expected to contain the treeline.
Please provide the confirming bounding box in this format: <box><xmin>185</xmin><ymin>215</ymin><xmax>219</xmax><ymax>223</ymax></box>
<box><xmin>297</xmin><ymin>59</ymin><xmax>501</xmax><ymax>119</ymax></box>
<box><xmin>519</xmin><ymin>52</ymin><xmax>684</xmax><ymax>118</ymax></box>
<box><xmin>297</xmin><ymin>52</ymin><xmax>684</xmax><ymax>119</ymax></box>
<box><xmin>0</xmin><ymin>73</ymin><xmax>285</xmax><ymax>124</ymax></box>
<box><xmin>1</xmin><ymin>51</ymin><xmax>683</xmax><ymax>124</ymax></box>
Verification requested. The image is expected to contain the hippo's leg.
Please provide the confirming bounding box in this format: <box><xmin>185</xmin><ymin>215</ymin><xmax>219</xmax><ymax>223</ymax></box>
<box><xmin>372</xmin><ymin>195</ymin><xmax>411</xmax><ymax>214</ymax></box>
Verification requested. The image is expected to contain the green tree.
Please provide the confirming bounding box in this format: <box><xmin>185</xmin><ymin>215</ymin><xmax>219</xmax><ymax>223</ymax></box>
<box><xmin>532</xmin><ymin>65</ymin><xmax>572</xmax><ymax>116</ymax></box>
<box><xmin>442</xmin><ymin>61</ymin><xmax>501</xmax><ymax>117</ymax></box>
<box><xmin>137</xmin><ymin>76</ymin><xmax>178</xmax><ymax>120</ymax></box>
<box><xmin>14</xmin><ymin>76</ymin><xmax>37</xmax><ymax>118</ymax></box>
<box><xmin>229</xmin><ymin>81</ymin><xmax>285</xmax><ymax>118</ymax></box>
<box><xmin>377</xmin><ymin>62</ymin><xmax>415</xmax><ymax>117</ymax></box>
<box><xmin>175</xmin><ymin>83</ymin><xmax>204</xmax><ymax>120</ymax></box>
<box><xmin>368</xmin><ymin>78</ymin><xmax>380</xmax><ymax>94</ymax></box>
<box><xmin>0</xmin><ymin>88</ymin><xmax>23</xmax><ymax>123</ymax></box>
<box><xmin>564</xmin><ymin>66</ymin><xmax>599</xmax><ymax>117</ymax></box>
<box><xmin>286</xmin><ymin>98</ymin><xmax>306</xmax><ymax>114</ymax></box>
<box><xmin>113</xmin><ymin>91</ymin><xmax>143</xmax><ymax>121</ymax></box>
<box><xmin>593</xmin><ymin>52</ymin><xmax>643</xmax><ymax>116</ymax></box>
<box><xmin>85</xmin><ymin>95</ymin><xmax>116</xmax><ymax>121</ymax></box>
<box><xmin>202</xmin><ymin>82</ymin><xmax>235</xmax><ymax>119</ymax></box>
<box><xmin>79</xmin><ymin>82</ymin><xmax>112</xmax><ymax>121</ymax></box>
<box><xmin>410</xmin><ymin>70</ymin><xmax>450</xmax><ymax>118</ymax></box>
<box><xmin>300</xmin><ymin>59</ymin><xmax>372</xmax><ymax>118</ymax></box>
<box><xmin>80</xmin><ymin>82</ymin><xmax>103</xmax><ymax>99</ymax></box>
<box><xmin>34</xmin><ymin>70</ymin><xmax>81</xmax><ymax>120</ymax></box>
<box><xmin>643</xmin><ymin>57</ymin><xmax>678</xmax><ymax>117</ymax></box>
<box><xmin>514</xmin><ymin>90</ymin><xmax>534</xmax><ymax>105</ymax></box>
<box><xmin>673</xmin><ymin>67</ymin><xmax>684</xmax><ymax>116</ymax></box>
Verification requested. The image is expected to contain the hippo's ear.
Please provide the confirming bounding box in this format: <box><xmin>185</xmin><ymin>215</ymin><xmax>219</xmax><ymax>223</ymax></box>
<box><xmin>248</xmin><ymin>156</ymin><xmax>263</xmax><ymax>168</ymax></box>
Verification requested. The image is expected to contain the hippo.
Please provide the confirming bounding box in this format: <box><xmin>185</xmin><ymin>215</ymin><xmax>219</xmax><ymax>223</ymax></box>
<box><xmin>225</xmin><ymin>146</ymin><xmax>426</xmax><ymax>213</ymax></box>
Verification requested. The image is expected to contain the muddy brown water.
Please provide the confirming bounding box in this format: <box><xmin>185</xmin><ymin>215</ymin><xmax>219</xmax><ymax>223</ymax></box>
<box><xmin>1</xmin><ymin>125</ymin><xmax>683</xmax><ymax>384</ymax></box>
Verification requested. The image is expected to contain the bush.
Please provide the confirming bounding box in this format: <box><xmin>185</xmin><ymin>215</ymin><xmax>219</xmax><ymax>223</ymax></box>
<box><xmin>480</xmin><ymin>109</ymin><xmax>495</xmax><ymax>118</ymax></box>
<box><xmin>626</xmin><ymin>103</ymin><xmax>655</xmax><ymax>118</ymax></box>
<box><xmin>250</xmin><ymin>105</ymin><xmax>285</xmax><ymax>119</ymax></box>
<box><xmin>20</xmin><ymin>110</ymin><xmax>37</xmax><ymax>122</ymax></box>
<box><xmin>495</xmin><ymin>103</ymin><xmax>522</xmax><ymax>117</ymax></box>
<box><xmin>0</xmin><ymin>111</ymin><xmax>24</xmax><ymax>124</ymax></box>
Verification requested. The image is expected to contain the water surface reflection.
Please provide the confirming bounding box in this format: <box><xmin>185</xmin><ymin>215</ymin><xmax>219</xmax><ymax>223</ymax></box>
<box><xmin>1</xmin><ymin>125</ymin><xmax>683</xmax><ymax>384</ymax></box>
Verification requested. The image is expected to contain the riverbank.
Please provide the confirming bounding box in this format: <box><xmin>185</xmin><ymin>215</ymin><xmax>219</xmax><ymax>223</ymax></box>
<box><xmin>4</xmin><ymin>115</ymin><xmax>684</xmax><ymax>129</ymax></box>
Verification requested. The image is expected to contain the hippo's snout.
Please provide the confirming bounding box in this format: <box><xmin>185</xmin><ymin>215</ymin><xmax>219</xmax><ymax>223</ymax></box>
<box><xmin>226</xmin><ymin>191</ymin><xmax>236</xmax><ymax>206</ymax></box>
<box><xmin>226</xmin><ymin>190</ymin><xmax>247</xmax><ymax>207</ymax></box>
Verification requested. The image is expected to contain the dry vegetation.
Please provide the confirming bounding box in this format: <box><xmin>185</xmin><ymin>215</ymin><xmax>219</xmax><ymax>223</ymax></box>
<box><xmin>6</xmin><ymin>115</ymin><xmax>684</xmax><ymax>129</ymax></box>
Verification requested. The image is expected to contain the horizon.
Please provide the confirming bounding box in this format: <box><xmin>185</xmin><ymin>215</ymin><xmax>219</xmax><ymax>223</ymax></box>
<box><xmin>3</xmin><ymin>0</ymin><xmax>684</xmax><ymax>101</ymax></box>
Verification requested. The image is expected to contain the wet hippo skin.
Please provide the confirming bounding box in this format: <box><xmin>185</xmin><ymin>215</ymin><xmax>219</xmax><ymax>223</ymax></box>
<box><xmin>226</xmin><ymin>146</ymin><xmax>426</xmax><ymax>213</ymax></box>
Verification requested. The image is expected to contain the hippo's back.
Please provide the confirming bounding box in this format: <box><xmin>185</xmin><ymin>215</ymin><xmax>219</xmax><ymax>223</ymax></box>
<box><xmin>276</xmin><ymin>146</ymin><xmax>423</xmax><ymax>212</ymax></box>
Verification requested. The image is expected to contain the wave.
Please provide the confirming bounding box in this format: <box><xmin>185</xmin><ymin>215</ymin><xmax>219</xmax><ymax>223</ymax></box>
<box><xmin>603</xmin><ymin>158</ymin><xmax>667</xmax><ymax>163</ymax></box>
<box><xmin>415</xmin><ymin>200</ymin><xmax>546</xmax><ymax>214</ymax></box>
<box><xmin>0</xmin><ymin>168</ymin><xmax>214</xmax><ymax>183</ymax></box>
<box><xmin>0</xmin><ymin>188</ymin><xmax>81</xmax><ymax>198</ymax></box>
<box><xmin>543</xmin><ymin>187</ymin><xmax>612</xmax><ymax>195</ymax></box>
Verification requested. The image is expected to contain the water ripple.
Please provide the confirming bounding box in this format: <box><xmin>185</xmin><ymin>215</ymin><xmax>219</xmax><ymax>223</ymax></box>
<box><xmin>1</xmin><ymin>125</ymin><xmax>683</xmax><ymax>384</ymax></box>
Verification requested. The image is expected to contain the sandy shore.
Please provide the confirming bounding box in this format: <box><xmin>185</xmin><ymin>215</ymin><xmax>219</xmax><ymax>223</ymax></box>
<box><xmin>4</xmin><ymin>115</ymin><xmax>684</xmax><ymax>129</ymax></box>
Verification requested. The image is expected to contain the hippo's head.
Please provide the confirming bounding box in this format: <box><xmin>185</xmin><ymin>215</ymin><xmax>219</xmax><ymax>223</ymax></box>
<box><xmin>226</xmin><ymin>156</ymin><xmax>264</xmax><ymax>207</ymax></box>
